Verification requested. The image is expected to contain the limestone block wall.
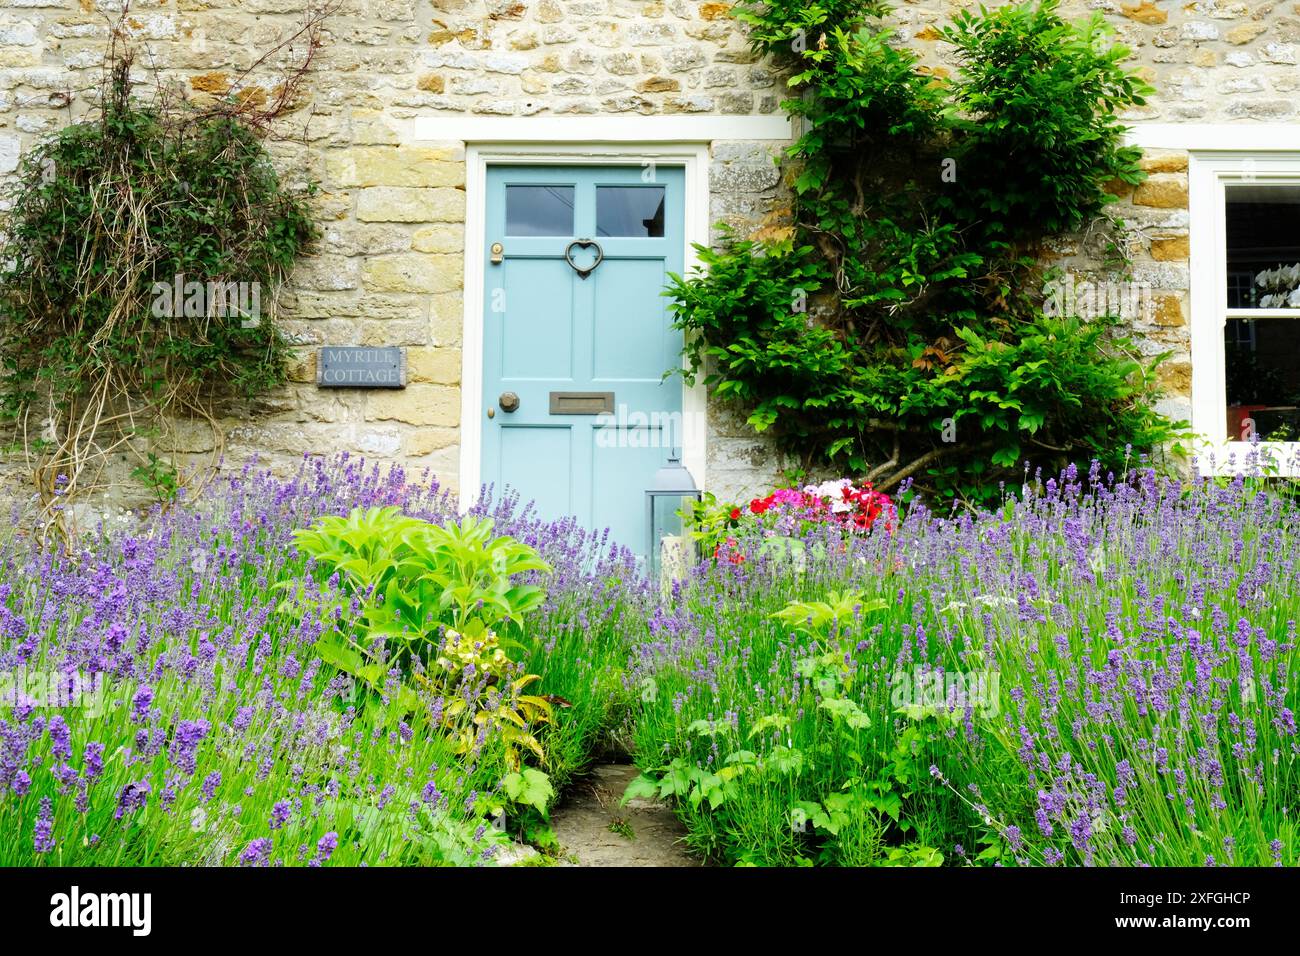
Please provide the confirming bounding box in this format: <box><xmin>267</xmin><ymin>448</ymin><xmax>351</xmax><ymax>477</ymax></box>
<box><xmin>0</xmin><ymin>0</ymin><xmax>1293</xmax><ymax>511</ymax></box>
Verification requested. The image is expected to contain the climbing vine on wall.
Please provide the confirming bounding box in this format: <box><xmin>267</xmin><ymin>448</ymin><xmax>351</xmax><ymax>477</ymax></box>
<box><xmin>668</xmin><ymin>0</ymin><xmax>1187</xmax><ymax>503</ymax></box>
<box><xmin>0</xmin><ymin>13</ymin><xmax>325</xmax><ymax>520</ymax></box>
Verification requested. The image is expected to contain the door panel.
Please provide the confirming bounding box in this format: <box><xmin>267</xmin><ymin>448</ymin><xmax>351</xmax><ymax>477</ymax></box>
<box><xmin>591</xmin><ymin>259</ymin><xmax>672</xmax><ymax>381</ymax></box>
<box><xmin>499</xmin><ymin>425</ymin><xmax>574</xmax><ymax>520</ymax></box>
<box><xmin>481</xmin><ymin>164</ymin><xmax>685</xmax><ymax>558</ymax></box>
<box><xmin>499</xmin><ymin>258</ymin><xmax>574</xmax><ymax>381</ymax></box>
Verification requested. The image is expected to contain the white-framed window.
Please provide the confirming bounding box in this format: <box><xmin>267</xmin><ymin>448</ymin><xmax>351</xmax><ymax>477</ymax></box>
<box><xmin>1189</xmin><ymin>152</ymin><xmax>1300</xmax><ymax>474</ymax></box>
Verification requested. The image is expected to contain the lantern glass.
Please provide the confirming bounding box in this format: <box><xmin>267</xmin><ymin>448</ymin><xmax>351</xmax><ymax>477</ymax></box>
<box><xmin>644</xmin><ymin>457</ymin><xmax>701</xmax><ymax>584</ymax></box>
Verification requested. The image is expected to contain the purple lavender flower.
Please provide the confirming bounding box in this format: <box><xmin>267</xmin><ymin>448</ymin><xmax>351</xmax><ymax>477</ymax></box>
<box><xmin>309</xmin><ymin>831</ymin><xmax>339</xmax><ymax>868</ymax></box>
<box><xmin>114</xmin><ymin>780</ymin><xmax>150</xmax><ymax>820</ymax></box>
<box><xmin>47</xmin><ymin>715</ymin><xmax>71</xmax><ymax>760</ymax></box>
<box><xmin>1004</xmin><ymin>825</ymin><xmax>1022</xmax><ymax>851</ymax></box>
<box><xmin>33</xmin><ymin>797</ymin><xmax>54</xmax><ymax>854</ymax></box>
<box><xmin>171</xmin><ymin>719</ymin><xmax>209</xmax><ymax>775</ymax></box>
<box><xmin>233</xmin><ymin>707</ymin><xmax>255</xmax><ymax>734</ymax></box>
<box><xmin>83</xmin><ymin>742</ymin><xmax>105</xmax><ymax>781</ymax></box>
<box><xmin>269</xmin><ymin>800</ymin><xmax>291</xmax><ymax>830</ymax></box>
<box><xmin>201</xmin><ymin>771</ymin><xmax>221</xmax><ymax>804</ymax></box>
<box><xmin>239</xmin><ymin>838</ymin><xmax>273</xmax><ymax>867</ymax></box>
<box><xmin>131</xmin><ymin>686</ymin><xmax>154</xmax><ymax>722</ymax></box>
<box><xmin>1034</xmin><ymin>807</ymin><xmax>1053</xmax><ymax>838</ymax></box>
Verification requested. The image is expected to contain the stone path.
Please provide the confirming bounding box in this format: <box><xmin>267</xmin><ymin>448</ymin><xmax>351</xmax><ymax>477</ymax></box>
<box><xmin>549</xmin><ymin>762</ymin><xmax>699</xmax><ymax>867</ymax></box>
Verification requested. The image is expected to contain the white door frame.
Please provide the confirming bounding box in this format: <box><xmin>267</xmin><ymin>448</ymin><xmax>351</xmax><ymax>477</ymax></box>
<box><xmin>458</xmin><ymin>142</ymin><xmax>711</xmax><ymax>510</ymax></box>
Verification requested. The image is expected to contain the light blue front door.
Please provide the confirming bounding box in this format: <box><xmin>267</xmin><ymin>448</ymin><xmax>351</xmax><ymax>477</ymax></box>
<box><xmin>481</xmin><ymin>164</ymin><xmax>685</xmax><ymax>558</ymax></box>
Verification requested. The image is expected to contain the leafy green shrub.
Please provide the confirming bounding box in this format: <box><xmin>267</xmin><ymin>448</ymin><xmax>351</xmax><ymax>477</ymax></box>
<box><xmin>283</xmin><ymin>508</ymin><xmax>555</xmax><ymax>770</ymax></box>
<box><xmin>288</xmin><ymin>507</ymin><xmax>550</xmax><ymax>647</ymax></box>
<box><xmin>629</xmin><ymin>590</ymin><xmax>957</xmax><ymax>865</ymax></box>
<box><xmin>0</xmin><ymin>41</ymin><xmax>317</xmax><ymax>508</ymax></box>
<box><xmin>670</xmin><ymin>0</ymin><xmax>1185</xmax><ymax>503</ymax></box>
<box><xmin>938</xmin><ymin>2</ymin><xmax>1149</xmax><ymax>243</ymax></box>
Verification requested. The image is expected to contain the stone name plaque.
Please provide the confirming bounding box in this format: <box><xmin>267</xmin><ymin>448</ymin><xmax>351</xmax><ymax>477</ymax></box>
<box><xmin>317</xmin><ymin>347</ymin><xmax>406</xmax><ymax>388</ymax></box>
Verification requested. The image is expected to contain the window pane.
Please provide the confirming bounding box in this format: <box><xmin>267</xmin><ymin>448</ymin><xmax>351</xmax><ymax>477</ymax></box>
<box><xmin>1225</xmin><ymin>183</ymin><xmax>1300</xmax><ymax>308</ymax></box>
<box><xmin>596</xmin><ymin>186</ymin><xmax>666</xmax><ymax>237</ymax></box>
<box><xmin>1225</xmin><ymin>317</ymin><xmax>1300</xmax><ymax>441</ymax></box>
<box><xmin>506</xmin><ymin>185</ymin><xmax>574</xmax><ymax>236</ymax></box>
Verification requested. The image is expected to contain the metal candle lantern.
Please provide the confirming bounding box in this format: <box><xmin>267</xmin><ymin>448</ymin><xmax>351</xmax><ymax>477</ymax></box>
<box><xmin>644</xmin><ymin>455</ymin><xmax>701</xmax><ymax>583</ymax></box>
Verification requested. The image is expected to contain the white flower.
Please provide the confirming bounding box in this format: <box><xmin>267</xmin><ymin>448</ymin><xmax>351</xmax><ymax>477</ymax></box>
<box><xmin>1254</xmin><ymin>262</ymin><xmax>1300</xmax><ymax>304</ymax></box>
<box><xmin>804</xmin><ymin>477</ymin><xmax>853</xmax><ymax>500</ymax></box>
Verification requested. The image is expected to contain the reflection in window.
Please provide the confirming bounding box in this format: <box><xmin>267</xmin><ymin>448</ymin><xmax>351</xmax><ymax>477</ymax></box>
<box><xmin>506</xmin><ymin>185</ymin><xmax>574</xmax><ymax>236</ymax></box>
<box><xmin>1225</xmin><ymin>318</ymin><xmax>1300</xmax><ymax>441</ymax></box>
<box><xmin>596</xmin><ymin>186</ymin><xmax>666</xmax><ymax>237</ymax></box>
<box><xmin>1225</xmin><ymin>183</ymin><xmax>1300</xmax><ymax>308</ymax></box>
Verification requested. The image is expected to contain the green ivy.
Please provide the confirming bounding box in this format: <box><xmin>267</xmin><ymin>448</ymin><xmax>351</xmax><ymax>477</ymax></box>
<box><xmin>669</xmin><ymin>0</ymin><xmax>1187</xmax><ymax>503</ymax></box>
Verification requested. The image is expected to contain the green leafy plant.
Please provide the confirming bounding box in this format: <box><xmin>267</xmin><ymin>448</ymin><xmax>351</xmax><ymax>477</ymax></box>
<box><xmin>772</xmin><ymin>590</ymin><xmax>888</xmax><ymax>638</ymax></box>
<box><xmin>501</xmin><ymin>768</ymin><xmax>555</xmax><ymax>816</ymax></box>
<box><xmin>669</xmin><ymin>0</ymin><xmax>1186</xmax><ymax>504</ymax></box>
<box><xmin>0</xmin><ymin>27</ymin><xmax>320</xmax><ymax>513</ymax></box>
<box><xmin>420</xmin><ymin>629</ymin><xmax>555</xmax><ymax>769</ymax></box>
<box><xmin>130</xmin><ymin>452</ymin><xmax>181</xmax><ymax>504</ymax></box>
<box><xmin>622</xmin><ymin>755</ymin><xmax>740</xmax><ymax>813</ymax></box>
<box><xmin>282</xmin><ymin>507</ymin><xmax>556</xmax><ymax>768</ymax></box>
<box><xmin>286</xmin><ymin>507</ymin><xmax>551</xmax><ymax>652</ymax></box>
<box><xmin>608</xmin><ymin>817</ymin><xmax>635</xmax><ymax>841</ymax></box>
<box><xmin>628</xmin><ymin>588</ymin><xmax>953</xmax><ymax>865</ymax></box>
<box><xmin>683</xmin><ymin>492</ymin><xmax>742</xmax><ymax>556</ymax></box>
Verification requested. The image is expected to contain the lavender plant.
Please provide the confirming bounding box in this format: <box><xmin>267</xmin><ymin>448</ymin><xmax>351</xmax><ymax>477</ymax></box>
<box><xmin>0</xmin><ymin>456</ymin><xmax>638</xmax><ymax>865</ymax></box>
<box><xmin>627</xmin><ymin>452</ymin><xmax>1300</xmax><ymax>866</ymax></box>
<box><xmin>3</xmin><ymin>450</ymin><xmax>1297</xmax><ymax>867</ymax></box>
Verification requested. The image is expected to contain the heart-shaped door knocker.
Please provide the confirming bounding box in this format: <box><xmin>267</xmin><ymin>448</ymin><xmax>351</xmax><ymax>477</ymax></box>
<box><xmin>564</xmin><ymin>238</ymin><xmax>604</xmax><ymax>280</ymax></box>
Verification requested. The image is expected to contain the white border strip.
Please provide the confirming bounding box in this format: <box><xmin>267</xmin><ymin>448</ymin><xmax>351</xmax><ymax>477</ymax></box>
<box><xmin>1125</xmin><ymin>122</ymin><xmax>1300</xmax><ymax>151</ymax></box>
<box><xmin>406</xmin><ymin>114</ymin><xmax>792</xmax><ymax>145</ymax></box>
<box><xmin>458</xmin><ymin>143</ymin><xmax>711</xmax><ymax>511</ymax></box>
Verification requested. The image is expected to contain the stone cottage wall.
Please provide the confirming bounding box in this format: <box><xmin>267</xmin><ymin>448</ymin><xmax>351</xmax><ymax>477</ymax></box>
<box><xmin>0</xmin><ymin>0</ymin><xmax>1292</xmax><ymax>512</ymax></box>
<box><xmin>0</xmin><ymin>0</ymin><xmax>788</xmax><ymax>511</ymax></box>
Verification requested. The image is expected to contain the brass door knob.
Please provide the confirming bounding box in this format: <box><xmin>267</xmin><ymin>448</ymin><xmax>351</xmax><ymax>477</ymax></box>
<box><xmin>498</xmin><ymin>391</ymin><xmax>520</xmax><ymax>413</ymax></box>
